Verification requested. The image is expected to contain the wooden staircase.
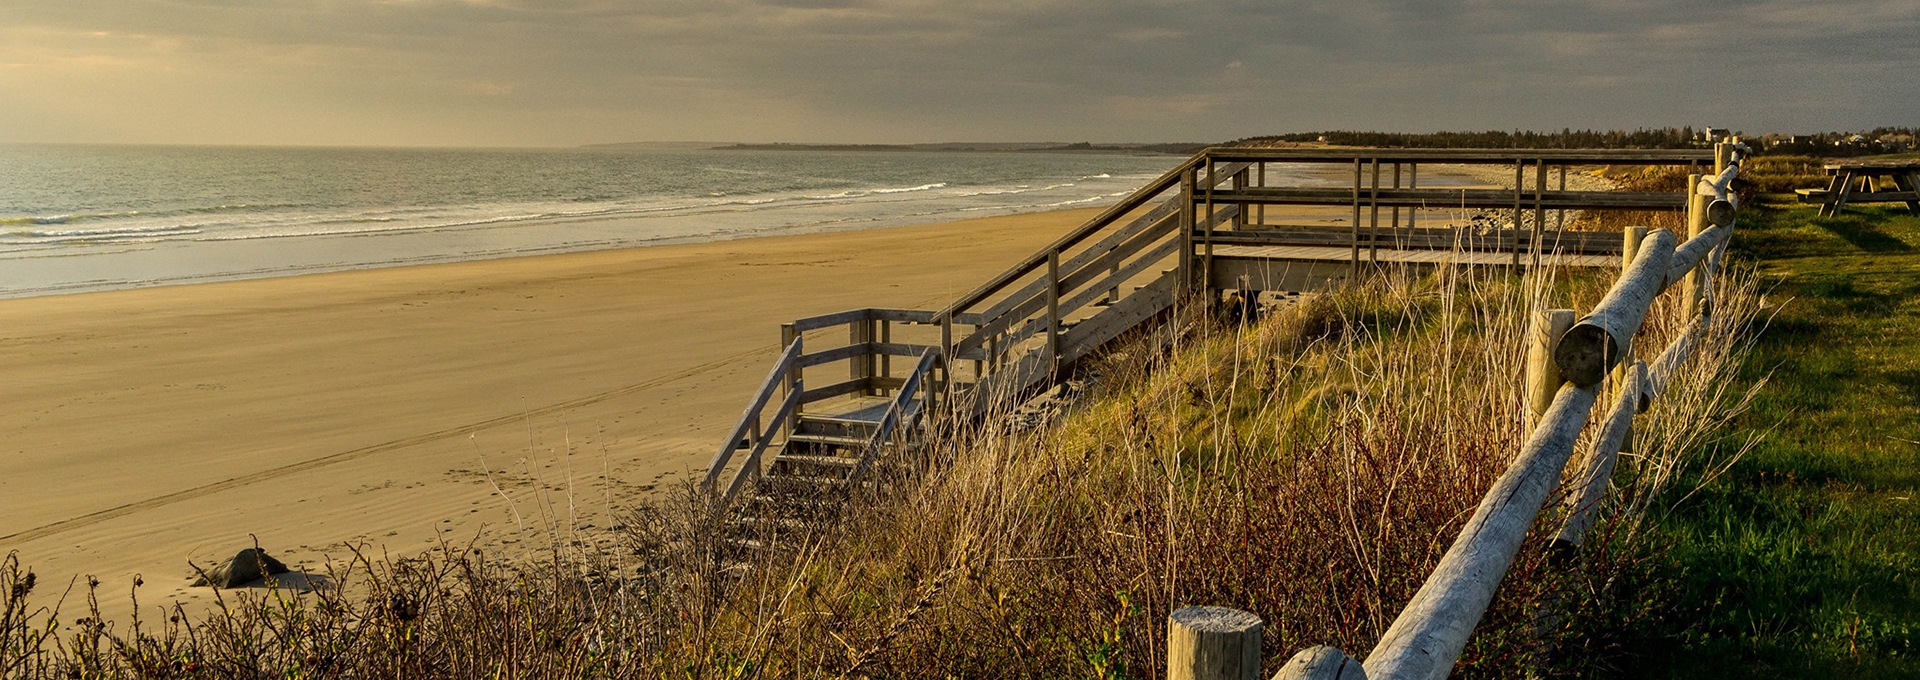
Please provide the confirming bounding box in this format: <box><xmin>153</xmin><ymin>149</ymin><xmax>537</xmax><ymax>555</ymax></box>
<box><xmin>700</xmin><ymin>147</ymin><xmax>1701</xmax><ymax>546</ymax></box>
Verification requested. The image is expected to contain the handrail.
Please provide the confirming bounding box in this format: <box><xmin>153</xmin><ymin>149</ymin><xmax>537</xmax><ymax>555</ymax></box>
<box><xmin>937</xmin><ymin>154</ymin><xmax>1205</xmax><ymax>321</ymax></box>
<box><xmin>701</xmin><ymin>339</ymin><xmax>805</xmax><ymax>492</ymax></box>
<box><xmin>848</xmin><ymin>349</ymin><xmax>939</xmax><ymax>483</ymax></box>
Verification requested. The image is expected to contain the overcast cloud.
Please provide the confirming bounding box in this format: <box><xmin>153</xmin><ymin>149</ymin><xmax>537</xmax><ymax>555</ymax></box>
<box><xmin>0</xmin><ymin>0</ymin><xmax>1913</xmax><ymax>146</ymax></box>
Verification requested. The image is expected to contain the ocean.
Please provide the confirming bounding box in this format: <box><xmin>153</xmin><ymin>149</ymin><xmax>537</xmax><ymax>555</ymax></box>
<box><xmin>0</xmin><ymin>144</ymin><xmax>1331</xmax><ymax>297</ymax></box>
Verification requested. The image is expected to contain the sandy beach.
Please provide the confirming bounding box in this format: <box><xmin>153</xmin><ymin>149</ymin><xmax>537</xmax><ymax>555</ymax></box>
<box><xmin>0</xmin><ymin>207</ymin><xmax>1111</xmax><ymax>617</ymax></box>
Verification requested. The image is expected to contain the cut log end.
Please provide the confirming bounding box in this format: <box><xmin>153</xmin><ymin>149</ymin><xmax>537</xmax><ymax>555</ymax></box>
<box><xmin>1552</xmin><ymin>323</ymin><xmax>1616</xmax><ymax>387</ymax></box>
<box><xmin>1169</xmin><ymin>606</ymin><xmax>1264</xmax><ymax>680</ymax></box>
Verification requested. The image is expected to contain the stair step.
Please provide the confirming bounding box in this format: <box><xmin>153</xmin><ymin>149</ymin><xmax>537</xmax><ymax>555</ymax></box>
<box><xmin>797</xmin><ymin>413</ymin><xmax>886</xmax><ymax>427</ymax></box>
<box><xmin>775</xmin><ymin>453</ymin><xmax>860</xmax><ymax>468</ymax></box>
<box><xmin>788</xmin><ymin>433</ymin><xmax>873</xmax><ymax>448</ymax></box>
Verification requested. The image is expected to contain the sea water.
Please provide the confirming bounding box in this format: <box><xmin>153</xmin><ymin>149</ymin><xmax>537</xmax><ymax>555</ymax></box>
<box><xmin>0</xmin><ymin>144</ymin><xmax>1334</xmax><ymax>297</ymax></box>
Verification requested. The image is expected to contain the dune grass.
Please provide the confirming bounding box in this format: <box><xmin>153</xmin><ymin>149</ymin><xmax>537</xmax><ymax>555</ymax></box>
<box><xmin>1623</xmin><ymin>198</ymin><xmax>1920</xmax><ymax>678</ymax></box>
<box><xmin>1</xmin><ymin>249</ymin><xmax>1765</xmax><ymax>678</ymax></box>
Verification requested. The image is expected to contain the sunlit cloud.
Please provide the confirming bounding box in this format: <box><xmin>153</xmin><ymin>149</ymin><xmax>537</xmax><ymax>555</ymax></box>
<box><xmin>0</xmin><ymin>0</ymin><xmax>1912</xmax><ymax>146</ymax></box>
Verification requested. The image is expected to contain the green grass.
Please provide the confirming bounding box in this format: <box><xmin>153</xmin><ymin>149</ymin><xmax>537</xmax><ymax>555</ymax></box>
<box><xmin>1634</xmin><ymin>198</ymin><xmax>1920</xmax><ymax>677</ymax></box>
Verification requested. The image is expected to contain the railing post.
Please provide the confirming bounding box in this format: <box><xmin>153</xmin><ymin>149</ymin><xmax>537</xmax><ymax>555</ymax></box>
<box><xmin>879</xmin><ymin>319</ymin><xmax>892</xmax><ymax>385</ymax></box>
<box><xmin>1368</xmin><ymin>157</ymin><xmax>1381</xmax><ymax>263</ymax></box>
<box><xmin>1046</xmin><ymin>250</ymin><xmax>1061</xmax><ymax>374</ymax></box>
<box><xmin>1512</xmin><ymin>158</ymin><xmax>1524</xmax><ymax>268</ymax></box>
<box><xmin>1390</xmin><ymin>161</ymin><xmax>1402</xmax><ymax>249</ymax></box>
<box><xmin>1180</xmin><ymin>168</ymin><xmax>1197</xmax><ymax>292</ymax></box>
<box><xmin>1231</xmin><ymin>167</ymin><xmax>1248</xmax><ymax>231</ymax></box>
<box><xmin>1683</xmin><ymin>174</ymin><xmax>1708</xmax><ymax>318</ymax></box>
<box><xmin>1533</xmin><ymin>158</ymin><xmax>1547</xmax><ymax>269</ymax></box>
<box><xmin>851</xmin><ymin>314</ymin><xmax>877</xmax><ymax>396</ymax></box>
<box><xmin>1167</xmin><ymin>606</ymin><xmax>1263</xmax><ymax>680</ymax></box>
<box><xmin>1204</xmin><ymin>158</ymin><xmax>1217</xmax><ymax>298</ymax></box>
<box><xmin>1256</xmin><ymin>161</ymin><xmax>1266</xmax><ymax>228</ymax></box>
<box><xmin>781</xmin><ymin>323</ymin><xmax>802</xmax><ymax>433</ymax></box>
<box><xmin>1527</xmin><ymin>308</ymin><xmax>1577</xmax><ymax>425</ymax></box>
<box><xmin>1407</xmin><ymin>162</ymin><xmax>1418</xmax><ymax>231</ymax></box>
<box><xmin>1349</xmin><ymin>158</ymin><xmax>1362</xmax><ymax>285</ymax></box>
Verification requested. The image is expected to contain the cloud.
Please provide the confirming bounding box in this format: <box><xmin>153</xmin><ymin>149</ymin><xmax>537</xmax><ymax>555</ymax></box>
<box><xmin>0</xmin><ymin>0</ymin><xmax>1913</xmax><ymax>145</ymax></box>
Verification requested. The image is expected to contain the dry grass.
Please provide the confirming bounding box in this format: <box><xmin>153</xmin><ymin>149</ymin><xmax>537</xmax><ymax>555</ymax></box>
<box><xmin>1</xmin><ymin>260</ymin><xmax>1764</xmax><ymax>679</ymax></box>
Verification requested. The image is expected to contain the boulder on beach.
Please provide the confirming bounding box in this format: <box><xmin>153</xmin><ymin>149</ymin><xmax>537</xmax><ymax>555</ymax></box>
<box><xmin>191</xmin><ymin>548</ymin><xmax>290</xmax><ymax>589</ymax></box>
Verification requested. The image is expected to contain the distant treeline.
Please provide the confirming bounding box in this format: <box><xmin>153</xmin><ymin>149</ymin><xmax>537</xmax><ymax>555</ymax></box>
<box><xmin>712</xmin><ymin>141</ymin><xmax>1206</xmax><ymax>154</ymax></box>
<box><xmin>1239</xmin><ymin>128</ymin><xmax>1707</xmax><ymax>150</ymax></box>
<box><xmin>1235</xmin><ymin>127</ymin><xmax>1919</xmax><ymax>157</ymax></box>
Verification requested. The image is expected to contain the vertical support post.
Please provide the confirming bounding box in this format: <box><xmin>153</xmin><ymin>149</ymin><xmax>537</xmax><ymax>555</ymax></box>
<box><xmin>1621</xmin><ymin>225</ymin><xmax>1648</xmax><ymax>272</ymax></box>
<box><xmin>1368</xmin><ymin>157</ymin><xmax>1381</xmax><ymax>263</ymax></box>
<box><xmin>1167</xmin><ymin>606</ymin><xmax>1263</xmax><ymax>680</ymax></box>
<box><xmin>1407</xmin><ymin>163</ymin><xmax>1419</xmax><ymax>231</ymax></box>
<box><xmin>780</xmin><ymin>323</ymin><xmax>803</xmax><ymax>432</ymax></box>
<box><xmin>850</xmin><ymin>315</ymin><xmax>875</xmax><ymax>395</ymax></box>
<box><xmin>1391</xmin><ymin>161</ymin><xmax>1402</xmax><ymax>249</ymax></box>
<box><xmin>1256</xmin><ymin>162</ymin><xmax>1266</xmax><ymax>227</ymax></box>
<box><xmin>1611</xmin><ymin>227</ymin><xmax>1645</xmax><ymax>420</ymax></box>
<box><xmin>1046</xmin><ymin>250</ymin><xmax>1061</xmax><ymax>374</ymax></box>
<box><xmin>1526</xmin><ymin>308</ymin><xmax>1577</xmax><ymax>425</ymax></box>
<box><xmin>1180</xmin><ymin>168</ymin><xmax>1197</xmax><ymax>291</ymax></box>
<box><xmin>1714</xmin><ymin>142</ymin><xmax>1731</xmax><ymax>175</ymax></box>
<box><xmin>879</xmin><ymin>319</ymin><xmax>892</xmax><ymax>389</ymax></box>
<box><xmin>938</xmin><ymin>314</ymin><xmax>953</xmax><ymax>396</ymax></box>
<box><xmin>1231</xmin><ymin>167</ymin><xmax>1247</xmax><ymax>231</ymax></box>
<box><xmin>1533</xmin><ymin>159</ymin><xmax>1547</xmax><ymax>269</ymax></box>
<box><xmin>1512</xmin><ymin>159</ymin><xmax>1524</xmax><ymax>268</ymax></box>
<box><xmin>1204</xmin><ymin>159</ymin><xmax>1217</xmax><ymax>299</ymax></box>
<box><xmin>1350</xmin><ymin>158</ymin><xmax>1362</xmax><ymax>285</ymax></box>
<box><xmin>1556</xmin><ymin>165</ymin><xmax>1567</xmax><ymax>231</ymax></box>
<box><xmin>1683</xmin><ymin>173</ymin><xmax>1708</xmax><ymax>318</ymax></box>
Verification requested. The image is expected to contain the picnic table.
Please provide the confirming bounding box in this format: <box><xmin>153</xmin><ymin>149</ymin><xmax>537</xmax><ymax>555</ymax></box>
<box><xmin>1797</xmin><ymin>158</ymin><xmax>1920</xmax><ymax>217</ymax></box>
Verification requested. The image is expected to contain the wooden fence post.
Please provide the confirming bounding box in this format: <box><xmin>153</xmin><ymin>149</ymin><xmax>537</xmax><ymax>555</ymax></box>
<box><xmin>1610</xmin><ymin>226</ymin><xmax>1647</xmax><ymax>401</ymax></box>
<box><xmin>1167</xmin><ymin>606</ymin><xmax>1263</xmax><ymax>680</ymax></box>
<box><xmin>1683</xmin><ymin>174</ymin><xmax>1708</xmax><ymax>318</ymax></box>
<box><xmin>1527</xmin><ymin>308</ymin><xmax>1577</xmax><ymax>424</ymax></box>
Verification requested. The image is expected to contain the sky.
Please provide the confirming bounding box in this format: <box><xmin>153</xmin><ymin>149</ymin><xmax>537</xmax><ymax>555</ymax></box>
<box><xmin>1</xmin><ymin>0</ymin><xmax>1915</xmax><ymax>147</ymax></box>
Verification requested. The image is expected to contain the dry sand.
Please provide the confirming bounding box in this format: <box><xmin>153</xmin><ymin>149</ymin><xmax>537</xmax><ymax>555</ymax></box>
<box><xmin>0</xmin><ymin>208</ymin><xmax>1105</xmax><ymax>617</ymax></box>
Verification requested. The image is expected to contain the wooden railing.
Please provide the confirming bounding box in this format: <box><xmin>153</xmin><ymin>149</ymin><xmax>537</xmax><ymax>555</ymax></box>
<box><xmin>703</xmin><ymin>308</ymin><xmax>955</xmax><ymax>501</ymax></box>
<box><xmin>1168</xmin><ymin>139</ymin><xmax>1749</xmax><ymax>680</ymax></box>
<box><xmin>702</xmin><ymin>145</ymin><xmax>1719</xmax><ymax>517</ymax></box>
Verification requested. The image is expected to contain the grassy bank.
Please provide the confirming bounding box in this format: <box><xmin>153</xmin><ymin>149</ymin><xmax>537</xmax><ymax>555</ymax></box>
<box><xmin>1628</xmin><ymin>199</ymin><xmax>1920</xmax><ymax>677</ymax></box>
<box><xmin>2</xmin><ymin>257</ymin><xmax>1765</xmax><ymax>678</ymax></box>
